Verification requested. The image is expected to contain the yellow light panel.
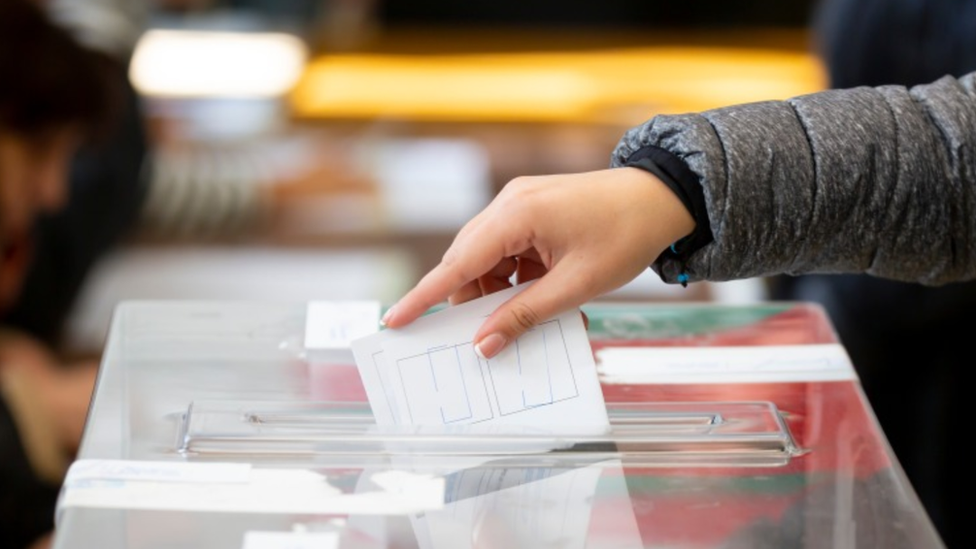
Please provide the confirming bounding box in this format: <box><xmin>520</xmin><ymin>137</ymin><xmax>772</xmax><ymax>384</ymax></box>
<box><xmin>290</xmin><ymin>47</ymin><xmax>826</xmax><ymax>123</ymax></box>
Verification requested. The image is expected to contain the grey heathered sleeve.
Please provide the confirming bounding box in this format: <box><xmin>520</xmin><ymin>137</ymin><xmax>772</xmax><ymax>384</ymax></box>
<box><xmin>611</xmin><ymin>72</ymin><xmax>976</xmax><ymax>286</ymax></box>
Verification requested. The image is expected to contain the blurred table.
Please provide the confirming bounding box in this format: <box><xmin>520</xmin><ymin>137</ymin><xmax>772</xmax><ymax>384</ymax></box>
<box><xmin>53</xmin><ymin>300</ymin><xmax>943</xmax><ymax>548</ymax></box>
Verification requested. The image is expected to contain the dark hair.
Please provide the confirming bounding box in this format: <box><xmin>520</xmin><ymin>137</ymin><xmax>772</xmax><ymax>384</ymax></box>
<box><xmin>814</xmin><ymin>0</ymin><xmax>976</xmax><ymax>89</ymax></box>
<box><xmin>0</xmin><ymin>0</ymin><xmax>118</xmax><ymax>139</ymax></box>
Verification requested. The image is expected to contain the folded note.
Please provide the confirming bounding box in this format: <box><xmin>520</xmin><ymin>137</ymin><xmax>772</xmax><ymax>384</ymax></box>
<box><xmin>352</xmin><ymin>283</ymin><xmax>609</xmax><ymax>433</ymax></box>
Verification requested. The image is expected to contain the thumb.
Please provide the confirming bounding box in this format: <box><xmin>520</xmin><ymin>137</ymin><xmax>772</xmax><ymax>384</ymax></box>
<box><xmin>473</xmin><ymin>267</ymin><xmax>589</xmax><ymax>359</ymax></box>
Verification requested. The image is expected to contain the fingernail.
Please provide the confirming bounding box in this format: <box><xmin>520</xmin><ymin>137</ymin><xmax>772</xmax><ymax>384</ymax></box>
<box><xmin>475</xmin><ymin>333</ymin><xmax>507</xmax><ymax>359</ymax></box>
<box><xmin>380</xmin><ymin>305</ymin><xmax>396</xmax><ymax>327</ymax></box>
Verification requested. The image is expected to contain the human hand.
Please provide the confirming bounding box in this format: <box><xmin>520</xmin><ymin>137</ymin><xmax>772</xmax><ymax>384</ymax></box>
<box><xmin>381</xmin><ymin>167</ymin><xmax>695</xmax><ymax>357</ymax></box>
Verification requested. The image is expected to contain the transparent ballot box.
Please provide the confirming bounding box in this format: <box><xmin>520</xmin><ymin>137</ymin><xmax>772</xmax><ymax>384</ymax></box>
<box><xmin>53</xmin><ymin>301</ymin><xmax>944</xmax><ymax>548</ymax></box>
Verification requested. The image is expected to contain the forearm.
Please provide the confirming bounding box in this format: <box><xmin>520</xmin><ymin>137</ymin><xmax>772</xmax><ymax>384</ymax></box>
<box><xmin>613</xmin><ymin>71</ymin><xmax>976</xmax><ymax>286</ymax></box>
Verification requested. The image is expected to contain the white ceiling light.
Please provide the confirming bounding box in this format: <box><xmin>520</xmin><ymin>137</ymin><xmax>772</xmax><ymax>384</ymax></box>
<box><xmin>129</xmin><ymin>29</ymin><xmax>308</xmax><ymax>98</ymax></box>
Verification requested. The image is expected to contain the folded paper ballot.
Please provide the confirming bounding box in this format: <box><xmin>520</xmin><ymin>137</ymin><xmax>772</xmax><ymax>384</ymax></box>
<box><xmin>351</xmin><ymin>283</ymin><xmax>609</xmax><ymax>433</ymax></box>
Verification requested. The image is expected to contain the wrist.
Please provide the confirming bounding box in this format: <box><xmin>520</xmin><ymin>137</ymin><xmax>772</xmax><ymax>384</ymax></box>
<box><xmin>620</xmin><ymin>166</ymin><xmax>695</xmax><ymax>243</ymax></box>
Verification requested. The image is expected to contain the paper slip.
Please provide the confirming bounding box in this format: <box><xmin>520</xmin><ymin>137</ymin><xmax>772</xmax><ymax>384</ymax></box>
<box><xmin>304</xmin><ymin>301</ymin><xmax>382</xmax><ymax>363</ymax></box>
<box><xmin>59</xmin><ymin>462</ymin><xmax>444</xmax><ymax>516</ymax></box>
<box><xmin>242</xmin><ymin>531</ymin><xmax>339</xmax><ymax>549</ymax></box>
<box><xmin>64</xmin><ymin>459</ymin><xmax>251</xmax><ymax>485</ymax></box>
<box><xmin>351</xmin><ymin>283</ymin><xmax>609</xmax><ymax>433</ymax></box>
<box><xmin>597</xmin><ymin>344</ymin><xmax>856</xmax><ymax>384</ymax></box>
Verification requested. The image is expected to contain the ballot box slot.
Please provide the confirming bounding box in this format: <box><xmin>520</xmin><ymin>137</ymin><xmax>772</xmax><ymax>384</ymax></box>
<box><xmin>175</xmin><ymin>400</ymin><xmax>802</xmax><ymax>467</ymax></box>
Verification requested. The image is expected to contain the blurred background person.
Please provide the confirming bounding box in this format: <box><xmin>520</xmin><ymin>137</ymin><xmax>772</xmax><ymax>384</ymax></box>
<box><xmin>1</xmin><ymin>0</ymin><xmax>147</xmax><ymax>548</ymax></box>
<box><xmin>768</xmin><ymin>0</ymin><xmax>976</xmax><ymax>545</ymax></box>
<box><xmin>6</xmin><ymin>0</ymin><xmax>150</xmax><ymax>346</ymax></box>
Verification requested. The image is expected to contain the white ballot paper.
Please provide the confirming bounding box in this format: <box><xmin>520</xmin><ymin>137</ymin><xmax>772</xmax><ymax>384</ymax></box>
<box><xmin>352</xmin><ymin>283</ymin><xmax>609</xmax><ymax>433</ymax></box>
<box><xmin>304</xmin><ymin>300</ymin><xmax>382</xmax><ymax>363</ymax></box>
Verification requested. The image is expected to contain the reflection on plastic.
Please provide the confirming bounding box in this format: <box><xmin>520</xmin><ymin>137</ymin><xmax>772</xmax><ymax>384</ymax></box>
<box><xmin>410</xmin><ymin>460</ymin><xmax>642</xmax><ymax>549</ymax></box>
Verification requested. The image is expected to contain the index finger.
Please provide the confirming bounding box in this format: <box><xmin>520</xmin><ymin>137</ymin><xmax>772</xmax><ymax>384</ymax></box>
<box><xmin>382</xmin><ymin>213</ymin><xmax>520</xmax><ymax>328</ymax></box>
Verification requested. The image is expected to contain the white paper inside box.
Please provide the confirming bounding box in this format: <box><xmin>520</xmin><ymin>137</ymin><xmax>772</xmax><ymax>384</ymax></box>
<box><xmin>304</xmin><ymin>301</ymin><xmax>381</xmax><ymax>364</ymax></box>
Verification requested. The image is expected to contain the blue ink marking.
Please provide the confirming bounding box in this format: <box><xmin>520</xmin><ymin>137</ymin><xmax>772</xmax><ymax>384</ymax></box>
<box><xmin>372</xmin><ymin>351</ymin><xmax>396</xmax><ymax>419</ymax></box>
<box><xmin>422</xmin><ymin>344</ymin><xmax>477</xmax><ymax>424</ymax></box>
<box><xmin>519</xmin><ymin>326</ymin><xmax>556</xmax><ymax>409</ymax></box>
<box><xmin>456</xmin><ymin>345</ymin><xmax>473</xmax><ymax>419</ymax></box>
<box><xmin>517</xmin><ymin>335</ymin><xmax>527</xmax><ymax>407</ymax></box>
<box><xmin>427</xmin><ymin>352</ymin><xmax>439</xmax><ymax>392</ymax></box>
<box><xmin>544</xmin><ymin>329</ymin><xmax>554</xmax><ymax>402</ymax></box>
